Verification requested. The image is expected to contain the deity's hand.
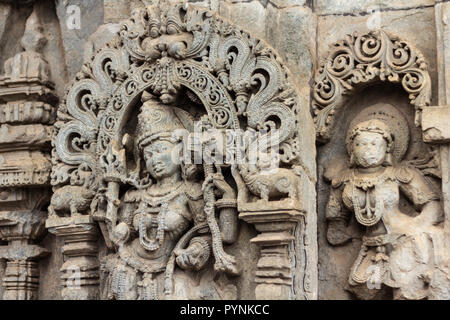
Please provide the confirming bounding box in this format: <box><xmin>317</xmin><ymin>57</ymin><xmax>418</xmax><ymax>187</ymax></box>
<box><xmin>327</xmin><ymin>219</ymin><xmax>352</xmax><ymax>246</ymax></box>
<box><xmin>175</xmin><ymin>238</ymin><xmax>210</xmax><ymax>271</ymax></box>
<box><xmin>203</xmin><ymin>173</ymin><xmax>236</xmax><ymax>200</ymax></box>
<box><xmin>112</xmin><ymin>222</ymin><xmax>130</xmax><ymax>245</ymax></box>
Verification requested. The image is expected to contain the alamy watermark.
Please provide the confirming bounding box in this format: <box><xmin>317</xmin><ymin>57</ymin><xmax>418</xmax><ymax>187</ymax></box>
<box><xmin>167</xmin><ymin>121</ymin><xmax>281</xmax><ymax>174</ymax></box>
<box><xmin>66</xmin><ymin>5</ymin><xmax>81</xmax><ymax>30</ymax></box>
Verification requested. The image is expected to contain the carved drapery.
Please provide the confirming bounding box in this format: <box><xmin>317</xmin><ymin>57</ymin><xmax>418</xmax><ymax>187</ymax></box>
<box><xmin>48</xmin><ymin>2</ymin><xmax>311</xmax><ymax>300</ymax></box>
<box><xmin>312</xmin><ymin>30</ymin><xmax>432</xmax><ymax>143</ymax></box>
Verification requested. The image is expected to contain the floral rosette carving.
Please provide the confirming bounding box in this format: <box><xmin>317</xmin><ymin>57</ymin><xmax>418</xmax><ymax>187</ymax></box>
<box><xmin>313</xmin><ymin>30</ymin><xmax>431</xmax><ymax>143</ymax></box>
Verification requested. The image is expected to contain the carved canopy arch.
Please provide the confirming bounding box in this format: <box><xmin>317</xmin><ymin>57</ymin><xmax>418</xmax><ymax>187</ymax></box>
<box><xmin>312</xmin><ymin>30</ymin><xmax>431</xmax><ymax>143</ymax></box>
<box><xmin>51</xmin><ymin>2</ymin><xmax>302</xmax><ymax>207</ymax></box>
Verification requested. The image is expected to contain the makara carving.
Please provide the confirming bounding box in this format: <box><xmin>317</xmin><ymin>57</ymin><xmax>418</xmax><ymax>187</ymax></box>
<box><xmin>48</xmin><ymin>2</ymin><xmax>307</xmax><ymax>300</ymax></box>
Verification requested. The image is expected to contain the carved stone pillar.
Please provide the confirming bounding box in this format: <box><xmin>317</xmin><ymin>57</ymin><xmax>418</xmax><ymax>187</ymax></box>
<box><xmin>46</xmin><ymin>216</ymin><xmax>99</xmax><ymax>300</ymax></box>
<box><xmin>425</xmin><ymin>3</ymin><xmax>450</xmax><ymax>300</ymax></box>
<box><xmin>434</xmin><ymin>1</ymin><xmax>450</xmax><ymax>234</ymax></box>
<box><xmin>0</xmin><ymin>211</ymin><xmax>48</xmax><ymax>300</ymax></box>
<box><xmin>0</xmin><ymin>7</ymin><xmax>55</xmax><ymax>299</ymax></box>
<box><xmin>239</xmin><ymin>200</ymin><xmax>304</xmax><ymax>300</ymax></box>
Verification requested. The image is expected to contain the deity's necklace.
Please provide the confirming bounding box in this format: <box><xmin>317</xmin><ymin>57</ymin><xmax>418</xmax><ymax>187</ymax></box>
<box><xmin>138</xmin><ymin>181</ymin><xmax>185</xmax><ymax>252</ymax></box>
<box><xmin>144</xmin><ymin>181</ymin><xmax>185</xmax><ymax>206</ymax></box>
<box><xmin>139</xmin><ymin>201</ymin><xmax>168</xmax><ymax>252</ymax></box>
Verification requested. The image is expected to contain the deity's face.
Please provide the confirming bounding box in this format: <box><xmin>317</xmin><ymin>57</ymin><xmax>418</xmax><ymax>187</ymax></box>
<box><xmin>352</xmin><ymin>131</ymin><xmax>387</xmax><ymax>168</ymax></box>
<box><xmin>143</xmin><ymin>140</ymin><xmax>180</xmax><ymax>180</ymax></box>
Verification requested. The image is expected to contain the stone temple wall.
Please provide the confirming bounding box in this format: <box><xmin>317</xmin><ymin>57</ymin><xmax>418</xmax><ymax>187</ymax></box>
<box><xmin>0</xmin><ymin>0</ymin><xmax>448</xmax><ymax>300</ymax></box>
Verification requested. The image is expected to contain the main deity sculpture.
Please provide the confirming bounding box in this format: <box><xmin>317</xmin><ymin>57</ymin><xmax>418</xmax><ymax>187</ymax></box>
<box><xmin>101</xmin><ymin>93</ymin><xmax>238</xmax><ymax>300</ymax></box>
<box><xmin>326</xmin><ymin>104</ymin><xmax>447</xmax><ymax>300</ymax></box>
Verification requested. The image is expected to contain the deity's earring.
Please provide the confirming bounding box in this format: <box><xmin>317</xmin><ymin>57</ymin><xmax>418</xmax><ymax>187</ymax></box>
<box><xmin>383</xmin><ymin>152</ymin><xmax>393</xmax><ymax>167</ymax></box>
<box><xmin>349</xmin><ymin>152</ymin><xmax>356</xmax><ymax>168</ymax></box>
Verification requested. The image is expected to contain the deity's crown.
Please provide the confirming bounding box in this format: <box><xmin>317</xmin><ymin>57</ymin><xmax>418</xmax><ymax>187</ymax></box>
<box><xmin>136</xmin><ymin>95</ymin><xmax>185</xmax><ymax>150</ymax></box>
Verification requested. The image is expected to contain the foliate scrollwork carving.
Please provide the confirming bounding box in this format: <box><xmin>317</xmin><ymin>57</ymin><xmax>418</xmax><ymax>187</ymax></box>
<box><xmin>313</xmin><ymin>30</ymin><xmax>431</xmax><ymax>143</ymax></box>
<box><xmin>51</xmin><ymin>1</ymin><xmax>304</xmax><ymax>300</ymax></box>
<box><xmin>52</xmin><ymin>1</ymin><xmax>302</xmax><ymax>210</ymax></box>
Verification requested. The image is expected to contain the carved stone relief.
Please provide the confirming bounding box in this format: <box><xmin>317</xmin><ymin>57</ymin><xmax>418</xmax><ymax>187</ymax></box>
<box><xmin>313</xmin><ymin>30</ymin><xmax>431</xmax><ymax>143</ymax></box>
<box><xmin>314</xmin><ymin>30</ymin><xmax>450</xmax><ymax>300</ymax></box>
<box><xmin>0</xmin><ymin>7</ymin><xmax>56</xmax><ymax>299</ymax></box>
<box><xmin>47</xmin><ymin>2</ymin><xmax>312</xmax><ymax>300</ymax></box>
<box><xmin>1</xmin><ymin>0</ymin><xmax>449</xmax><ymax>301</ymax></box>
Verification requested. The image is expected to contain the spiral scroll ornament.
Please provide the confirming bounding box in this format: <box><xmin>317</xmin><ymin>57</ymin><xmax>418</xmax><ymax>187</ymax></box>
<box><xmin>51</xmin><ymin>3</ymin><xmax>304</xmax><ymax>287</ymax></box>
<box><xmin>312</xmin><ymin>30</ymin><xmax>431</xmax><ymax>143</ymax></box>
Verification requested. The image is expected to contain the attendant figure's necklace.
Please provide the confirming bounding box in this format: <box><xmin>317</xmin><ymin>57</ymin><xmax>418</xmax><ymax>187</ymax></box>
<box><xmin>352</xmin><ymin>169</ymin><xmax>384</xmax><ymax>227</ymax></box>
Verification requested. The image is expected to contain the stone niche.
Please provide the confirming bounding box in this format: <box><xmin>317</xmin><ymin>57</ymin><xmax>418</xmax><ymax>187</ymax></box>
<box><xmin>314</xmin><ymin>30</ymin><xmax>449</xmax><ymax>300</ymax></box>
<box><xmin>0</xmin><ymin>0</ymin><xmax>449</xmax><ymax>301</ymax></box>
<box><xmin>44</xmin><ymin>1</ymin><xmax>316</xmax><ymax>300</ymax></box>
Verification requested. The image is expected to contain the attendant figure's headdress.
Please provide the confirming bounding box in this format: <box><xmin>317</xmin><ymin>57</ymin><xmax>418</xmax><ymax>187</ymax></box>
<box><xmin>346</xmin><ymin>103</ymin><xmax>410</xmax><ymax>165</ymax></box>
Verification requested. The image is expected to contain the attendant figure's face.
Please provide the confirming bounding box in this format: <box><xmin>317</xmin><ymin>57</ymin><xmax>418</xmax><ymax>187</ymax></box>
<box><xmin>143</xmin><ymin>140</ymin><xmax>180</xmax><ymax>179</ymax></box>
<box><xmin>352</xmin><ymin>131</ymin><xmax>387</xmax><ymax>168</ymax></box>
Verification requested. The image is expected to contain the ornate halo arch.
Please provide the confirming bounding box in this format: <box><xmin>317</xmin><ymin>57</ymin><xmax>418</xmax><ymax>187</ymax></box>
<box><xmin>51</xmin><ymin>2</ymin><xmax>302</xmax><ymax>216</ymax></box>
<box><xmin>312</xmin><ymin>30</ymin><xmax>431</xmax><ymax>143</ymax></box>
<box><xmin>96</xmin><ymin>58</ymin><xmax>241</xmax><ymax>156</ymax></box>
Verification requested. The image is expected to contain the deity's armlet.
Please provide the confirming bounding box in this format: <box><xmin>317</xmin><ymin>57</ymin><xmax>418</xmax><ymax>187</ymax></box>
<box><xmin>326</xmin><ymin>172</ymin><xmax>351</xmax><ymax>222</ymax></box>
<box><xmin>185</xmin><ymin>182</ymin><xmax>206</xmax><ymax>225</ymax></box>
<box><xmin>120</xmin><ymin>189</ymin><xmax>141</xmax><ymax>225</ymax></box>
<box><xmin>397</xmin><ymin>166</ymin><xmax>440</xmax><ymax>211</ymax></box>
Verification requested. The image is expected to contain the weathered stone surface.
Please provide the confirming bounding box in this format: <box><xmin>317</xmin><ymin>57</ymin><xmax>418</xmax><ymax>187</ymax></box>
<box><xmin>82</xmin><ymin>23</ymin><xmax>122</xmax><ymax>64</ymax></box>
<box><xmin>433</xmin><ymin>1</ymin><xmax>450</xmax><ymax>239</ymax></box>
<box><xmin>0</xmin><ymin>4</ymin><xmax>12</xmax><ymax>62</ymax></box>
<box><xmin>219</xmin><ymin>0</ymin><xmax>266</xmax><ymax>39</ymax></box>
<box><xmin>315</xmin><ymin>0</ymin><xmax>434</xmax><ymax>15</ymax></box>
<box><xmin>103</xmin><ymin>0</ymin><xmax>130</xmax><ymax>23</ymax></box>
<box><xmin>422</xmin><ymin>106</ymin><xmax>450</xmax><ymax>143</ymax></box>
<box><xmin>0</xmin><ymin>0</ymin><xmax>449</xmax><ymax>302</ymax></box>
<box><xmin>266</xmin><ymin>5</ymin><xmax>317</xmax><ymax>178</ymax></box>
<box><xmin>0</xmin><ymin>5</ymin><xmax>33</xmax><ymax>74</ymax></box>
<box><xmin>55</xmin><ymin>0</ymin><xmax>104</xmax><ymax>80</ymax></box>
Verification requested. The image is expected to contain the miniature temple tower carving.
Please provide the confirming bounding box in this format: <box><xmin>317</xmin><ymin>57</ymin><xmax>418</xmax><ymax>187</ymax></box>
<box><xmin>0</xmin><ymin>7</ymin><xmax>56</xmax><ymax>300</ymax></box>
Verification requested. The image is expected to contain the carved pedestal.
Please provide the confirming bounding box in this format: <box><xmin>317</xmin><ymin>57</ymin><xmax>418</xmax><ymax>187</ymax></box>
<box><xmin>239</xmin><ymin>199</ymin><xmax>304</xmax><ymax>300</ymax></box>
<box><xmin>46</xmin><ymin>216</ymin><xmax>99</xmax><ymax>300</ymax></box>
